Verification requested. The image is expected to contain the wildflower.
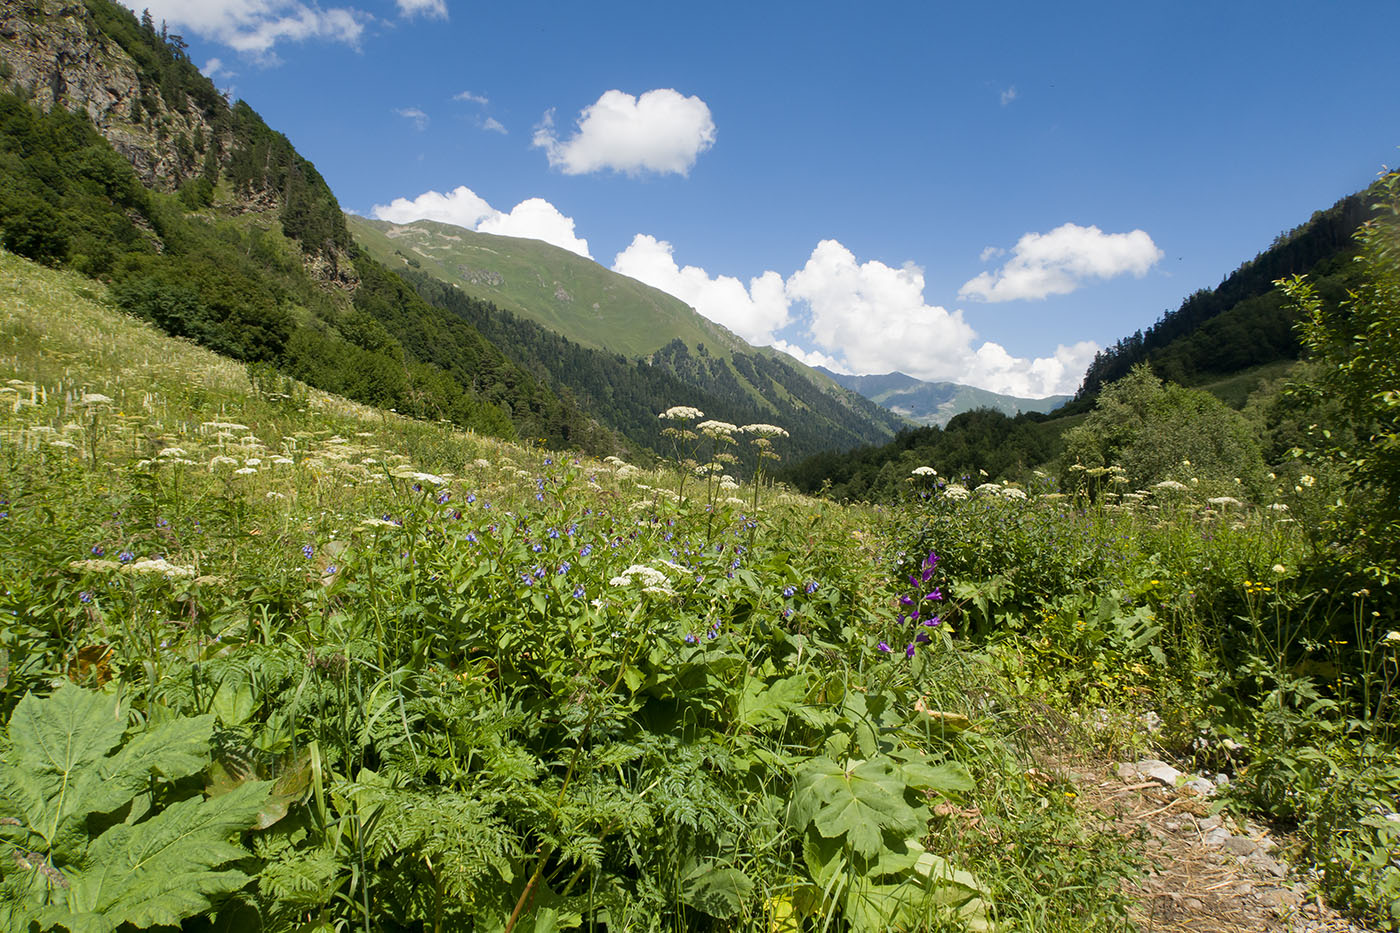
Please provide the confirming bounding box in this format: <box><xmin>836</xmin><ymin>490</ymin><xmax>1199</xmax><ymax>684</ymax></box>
<box><xmin>804</xmin><ymin>580</ymin><xmax>818</xmax><ymax>594</ymax></box>
<box><xmin>1298</xmin><ymin>474</ymin><xmax>1316</xmax><ymax>487</ymax></box>
<box><xmin>659</xmin><ymin>406</ymin><xmax>704</xmax><ymax>421</ymax></box>
<box><xmin>79</xmin><ymin>591</ymin><xmax>92</xmax><ymax>603</ymax></box>
<box><xmin>741</xmin><ymin>423</ymin><xmax>789</xmax><ymax>438</ymax></box>
<box><xmin>120</xmin><ymin>557</ymin><xmax>196</xmax><ymax>578</ymax></box>
<box><xmin>580</xmin><ymin>543</ymin><xmax>593</xmax><ymax>557</ymax></box>
<box><xmin>437</xmin><ymin>491</ymin><xmax>451</xmax><ymax>505</ymax></box>
<box><xmin>783</xmin><ymin>585</ymin><xmax>796</xmax><ymax>598</ymax></box>
<box><xmin>81</xmin><ymin>393</ymin><xmax>113</xmax><ymax>405</ymax></box>
<box><xmin>118</xmin><ymin>551</ymin><xmax>134</xmax><ymax>563</ymax></box>
<box><xmin>877</xmin><ymin>641</ymin><xmax>891</xmax><ymax>653</ymax></box>
<box><xmin>905</xmin><ymin>643</ymin><xmax>916</xmax><ymax>658</ymax></box>
<box><xmin>1384</xmin><ymin>631</ymin><xmax>1400</xmax><ymax>644</ymax></box>
<box><xmin>303</xmin><ymin>544</ymin><xmax>315</xmax><ymax>560</ymax></box>
<box><xmin>685</xmin><ymin>633</ymin><xmax>698</xmax><ymax>644</ymax></box>
<box><xmin>697</xmin><ymin>420</ymin><xmax>739</xmax><ymax>437</ymax></box>
<box><xmin>573</xmin><ymin>585</ymin><xmax>585</xmax><ymax>599</ymax></box>
<box><xmin>90</xmin><ymin>545</ymin><xmax>104</xmax><ymax>557</ymax></box>
<box><xmin>911</xmin><ymin>466</ymin><xmax>937</xmax><ymax>476</ymax></box>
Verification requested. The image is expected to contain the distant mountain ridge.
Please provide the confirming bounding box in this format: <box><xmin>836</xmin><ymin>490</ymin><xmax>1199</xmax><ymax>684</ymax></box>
<box><xmin>819</xmin><ymin>368</ymin><xmax>1069</xmax><ymax>427</ymax></box>
<box><xmin>349</xmin><ymin>214</ymin><xmax>912</xmax><ymax>459</ymax></box>
<box><xmin>347</xmin><ymin>216</ymin><xmax>747</xmax><ymax>359</ymax></box>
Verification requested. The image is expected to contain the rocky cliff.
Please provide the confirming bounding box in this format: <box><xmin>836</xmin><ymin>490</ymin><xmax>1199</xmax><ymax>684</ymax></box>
<box><xmin>0</xmin><ymin>0</ymin><xmax>223</xmax><ymax>190</ymax></box>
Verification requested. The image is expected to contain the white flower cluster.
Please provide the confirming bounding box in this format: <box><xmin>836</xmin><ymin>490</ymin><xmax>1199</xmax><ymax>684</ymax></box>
<box><xmin>1152</xmin><ymin>480</ymin><xmax>1189</xmax><ymax>492</ymax></box>
<box><xmin>696</xmin><ymin>420</ymin><xmax>739</xmax><ymax>437</ymax></box>
<box><xmin>393</xmin><ymin>470</ymin><xmax>448</xmax><ymax>486</ymax></box>
<box><xmin>741</xmin><ymin>423</ymin><xmax>788</xmax><ymax>438</ymax></box>
<box><xmin>609</xmin><ymin>563</ymin><xmax>674</xmax><ymax>595</ymax></box>
<box><xmin>910</xmin><ymin>466</ymin><xmax>937</xmax><ymax>477</ymax></box>
<box><xmin>943</xmin><ymin>484</ymin><xmax>970</xmax><ymax>500</ymax></box>
<box><xmin>659</xmin><ymin>406</ymin><xmax>704</xmax><ymax>421</ymax></box>
<box><xmin>120</xmin><ymin>557</ymin><xmax>196</xmax><ymax>578</ymax></box>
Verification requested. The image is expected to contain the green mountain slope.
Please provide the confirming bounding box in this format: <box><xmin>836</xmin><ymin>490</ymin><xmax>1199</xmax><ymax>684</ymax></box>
<box><xmin>347</xmin><ymin>215</ymin><xmax>747</xmax><ymax>359</ymax></box>
<box><xmin>0</xmin><ymin>0</ymin><xmax>609</xmax><ymax>452</ymax></box>
<box><xmin>350</xmin><ymin>215</ymin><xmax>910</xmax><ymax>459</ymax></box>
<box><xmin>819</xmin><ymin>368</ymin><xmax>1069</xmax><ymax>427</ymax></box>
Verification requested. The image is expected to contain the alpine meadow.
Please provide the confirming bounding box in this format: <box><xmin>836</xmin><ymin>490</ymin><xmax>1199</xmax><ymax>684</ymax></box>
<box><xmin>1</xmin><ymin>2</ymin><xmax>1399</xmax><ymax>931</ymax></box>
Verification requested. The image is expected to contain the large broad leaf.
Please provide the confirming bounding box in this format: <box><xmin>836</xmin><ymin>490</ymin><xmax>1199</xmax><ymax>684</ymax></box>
<box><xmin>681</xmin><ymin>861</ymin><xmax>754</xmax><ymax>919</ymax></box>
<box><xmin>735</xmin><ymin>673</ymin><xmax>809</xmax><ymax>730</ymax></box>
<box><xmin>0</xmin><ymin>686</ymin><xmax>267</xmax><ymax>933</ymax></box>
<box><xmin>789</xmin><ymin>757</ymin><xmax>921</xmax><ymax>857</ymax></box>
<box><xmin>41</xmin><ymin>781</ymin><xmax>268</xmax><ymax>933</ymax></box>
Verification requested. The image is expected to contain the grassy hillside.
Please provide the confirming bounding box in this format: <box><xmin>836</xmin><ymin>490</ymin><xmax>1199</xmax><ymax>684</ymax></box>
<box><xmin>3</xmin><ymin>251</ymin><xmax>1395</xmax><ymax>929</ymax></box>
<box><xmin>348</xmin><ymin>215</ymin><xmax>747</xmax><ymax>359</ymax></box>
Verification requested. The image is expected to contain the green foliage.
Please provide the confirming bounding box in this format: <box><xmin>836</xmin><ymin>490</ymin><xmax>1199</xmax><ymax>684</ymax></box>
<box><xmin>1282</xmin><ymin>170</ymin><xmax>1400</xmax><ymax>578</ymax></box>
<box><xmin>1060</xmin><ymin>364</ymin><xmax>1266</xmax><ymax>494</ymax></box>
<box><xmin>0</xmin><ymin>684</ymin><xmax>268</xmax><ymax>931</ymax></box>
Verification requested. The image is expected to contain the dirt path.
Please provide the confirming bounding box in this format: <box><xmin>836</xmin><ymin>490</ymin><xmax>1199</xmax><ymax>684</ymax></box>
<box><xmin>1051</xmin><ymin>759</ymin><xmax>1378</xmax><ymax>933</ymax></box>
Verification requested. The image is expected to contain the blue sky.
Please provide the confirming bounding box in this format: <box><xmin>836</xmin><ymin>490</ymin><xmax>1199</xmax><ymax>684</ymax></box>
<box><xmin>138</xmin><ymin>0</ymin><xmax>1400</xmax><ymax>396</ymax></box>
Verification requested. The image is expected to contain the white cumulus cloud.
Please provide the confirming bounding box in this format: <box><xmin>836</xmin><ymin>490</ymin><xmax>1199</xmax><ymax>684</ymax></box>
<box><xmin>959</xmin><ymin>222</ymin><xmax>1163</xmax><ymax>302</ymax></box>
<box><xmin>478</xmin><ymin>199</ymin><xmax>590</xmax><ymax>258</ymax></box>
<box><xmin>454</xmin><ymin>90</ymin><xmax>489</xmax><ymax>105</ymax></box>
<box><xmin>481</xmin><ymin>117</ymin><xmax>507</xmax><ymax>134</ymax></box>
<box><xmin>371</xmin><ymin>186</ymin><xmax>590</xmax><ymax>258</ymax></box>
<box><xmin>533</xmin><ymin>89</ymin><xmax>716</xmax><ymax>176</ymax></box>
<box><xmin>1000</xmin><ymin>85</ymin><xmax>1018</xmax><ymax>106</ymax></box>
<box><xmin>133</xmin><ymin>0</ymin><xmax>366</xmax><ymax>58</ymax></box>
<box><xmin>783</xmin><ymin>239</ymin><xmax>1095</xmax><ymax>397</ymax></box>
<box><xmin>396</xmin><ymin>0</ymin><xmax>446</xmax><ymax>18</ymax></box>
<box><xmin>611</xmin><ymin>235</ymin><xmax>789</xmax><ymax>345</ymax></box>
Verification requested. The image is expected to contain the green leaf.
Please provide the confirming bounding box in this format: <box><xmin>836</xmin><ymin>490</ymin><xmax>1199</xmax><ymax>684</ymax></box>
<box><xmin>681</xmin><ymin>862</ymin><xmax>754</xmax><ymax>919</ymax></box>
<box><xmin>896</xmin><ymin>755</ymin><xmax>975</xmax><ymax>795</ymax></box>
<box><xmin>736</xmin><ymin>673</ymin><xmax>808</xmax><ymax>729</ymax></box>
<box><xmin>52</xmin><ymin>780</ymin><xmax>268</xmax><ymax>931</ymax></box>
<box><xmin>790</xmin><ymin>758</ymin><xmax>921</xmax><ymax>857</ymax></box>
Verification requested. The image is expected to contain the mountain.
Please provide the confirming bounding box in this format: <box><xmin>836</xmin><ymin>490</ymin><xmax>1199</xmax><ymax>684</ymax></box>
<box><xmin>349</xmin><ymin>215</ymin><xmax>910</xmax><ymax>461</ymax></box>
<box><xmin>819</xmin><ymin>368</ymin><xmax>1070</xmax><ymax>427</ymax></box>
<box><xmin>0</xmin><ymin>0</ymin><xmax>904</xmax><ymax>466</ymax></box>
<box><xmin>1074</xmin><ymin>185</ymin><xmax>1376</xmax><ymax>401</ymax></box>
<box><xmin>0</xmin><ymin>0</ymin><xmax>611</xmax><ymax>452</ymax></box>
<box><xmin>347</xmin><ymin>216</ymin><xmax>746</xmax><ymax>359</ymax></box>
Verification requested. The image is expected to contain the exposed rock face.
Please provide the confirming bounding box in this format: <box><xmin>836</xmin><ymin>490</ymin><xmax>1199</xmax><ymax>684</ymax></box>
<box><xmin>0</xmin><ymin>1</ymin><xmax>358</xmax><ymax>292</ymax></box>
<box><xmin>0</xmin><ymin>0</ymin><xmax>220</xmax><ymax>190</ymax></box>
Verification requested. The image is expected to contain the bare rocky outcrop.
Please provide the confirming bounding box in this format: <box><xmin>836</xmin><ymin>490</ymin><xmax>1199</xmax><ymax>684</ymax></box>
<box><xmin>0</xmin><ymin>0</ymin><xmax>222</xmax><ymax>190</ymax></box>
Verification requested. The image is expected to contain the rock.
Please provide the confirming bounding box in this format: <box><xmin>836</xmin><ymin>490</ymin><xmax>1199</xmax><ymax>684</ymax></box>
<box><xmin>1223</xmin><ymin>835</ymin><xmax>1258</xmax><ymax>856</ymax></box>
<box><xmin>1165</xmin><ymin>820</ymin><xmax>1181</xmax><ymax>832</ymax></box>
<box><xmin>1199</xmin><ymin>814</ymin><xmax>1223</xmax><ymax>831</ymax></box>
<box><xmin>1203</xmin><ymin>826</ymin><xmax>1230</xmax><ymax>847</ymax></box>
<box><xmin>1183</xmin><ymin>777</ymin><xmax>1215</xmax><ymax>797</ymax></box>
<box><xmin>1131</xmin><ymin>759</ymin><xmax>1184</xmax><ymax>787</ymax></box>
